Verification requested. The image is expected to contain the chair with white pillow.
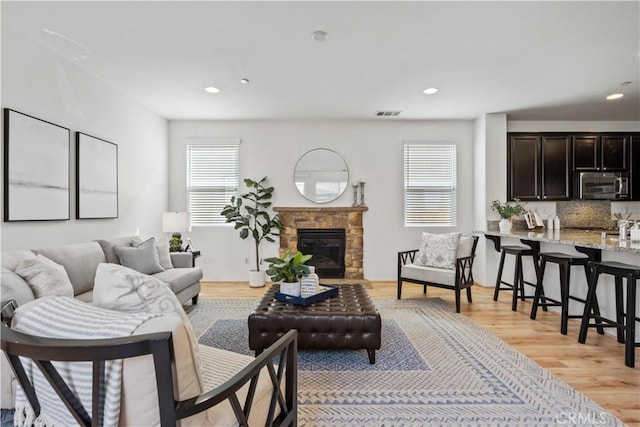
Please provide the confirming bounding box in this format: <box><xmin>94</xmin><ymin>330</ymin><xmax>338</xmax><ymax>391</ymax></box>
<box><xmin>0</xmin><ymin>263</ymin><xmax>298</xmax><ymax>427</ymax></box>
<box><xmin>398</xmin><ymin>233</ymin><xmax>479</xmax><ymax>313</ymax></box>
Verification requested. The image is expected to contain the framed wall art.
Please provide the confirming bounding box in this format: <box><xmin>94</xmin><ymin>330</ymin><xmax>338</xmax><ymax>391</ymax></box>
<box><xmin>76</xmin><ymin>132</ymin><xmax>118</xmax><ymax>219</ymax></box>
<box><xmin>3</xmin><ymin>109</ymin><xmax>71</xmax><ymax>221</ymax></box>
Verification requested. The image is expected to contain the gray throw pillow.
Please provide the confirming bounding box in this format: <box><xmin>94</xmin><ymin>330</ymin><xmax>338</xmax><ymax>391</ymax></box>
<box><xmin>114</xmin><ymin>237</ymin><xmax>165</xmax><ymax>275</ymax></box>
<box><xmin>414</xmin><ymin>232</ymin><xmax>461</xmax><ymax>269</ymax></box>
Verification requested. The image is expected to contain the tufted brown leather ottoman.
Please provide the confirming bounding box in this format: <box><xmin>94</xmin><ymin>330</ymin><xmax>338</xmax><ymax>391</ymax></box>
<box><xmin>248</xmin><ymin>283</ymin><xmax>382</xmax><ymax>363</ymax></box>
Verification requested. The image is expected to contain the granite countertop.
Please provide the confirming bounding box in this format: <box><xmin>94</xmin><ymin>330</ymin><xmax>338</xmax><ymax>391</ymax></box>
<box><xmin>477</xmin><ymin>228</ymin><xmax>640</xmax><ymax>254</ymax></box>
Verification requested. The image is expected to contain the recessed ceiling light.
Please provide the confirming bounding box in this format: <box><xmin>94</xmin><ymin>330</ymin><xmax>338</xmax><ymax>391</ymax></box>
<box><xmin>204</xmin><ymin>86</ymin><xmax>220</xmax><ymax>94</ymax></box>
<box><xmin>423</xmin><ymin>87</ymin><xmax>439</xmax><ymax>95</ymax></box>
<box><xmin>240</xmin><ymin>79</ymin><xmax>250</xmax><ymax>84</ymax></box>
<box><xmin>606</xmin><ymin>93</ymin><xmax>624</xmax><ymax>100</ymax></box>
<box><xmin>311</xmin><ymin>30</ymin><xmax>328</xmax><ymax>42</ymax></box>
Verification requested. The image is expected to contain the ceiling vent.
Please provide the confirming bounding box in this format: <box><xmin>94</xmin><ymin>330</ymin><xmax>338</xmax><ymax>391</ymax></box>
<box><xmin>375</xmin><ymin>110</ymin><xmax>402</xmax><ymax>117</ymax></box>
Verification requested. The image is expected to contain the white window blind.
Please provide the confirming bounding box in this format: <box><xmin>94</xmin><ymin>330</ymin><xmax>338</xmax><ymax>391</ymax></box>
<box><xmin>404</xmin><ymin>142</ymin><xmax>457</xmax><ymax>227</ymax></box>
<box><xmin>187</xmin><ymin>141</ymin><xmax>239</xmax><ymax>226</ymax></box>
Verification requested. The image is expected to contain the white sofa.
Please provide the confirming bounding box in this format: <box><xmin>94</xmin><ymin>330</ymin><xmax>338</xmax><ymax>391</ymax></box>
<box><xmin>1</xmin><ymin>235</ymin><xmax>203</xmax><ymax>411</ymax></box>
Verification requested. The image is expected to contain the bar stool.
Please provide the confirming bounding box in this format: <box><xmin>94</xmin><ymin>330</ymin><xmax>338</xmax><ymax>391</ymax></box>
<box><xmin>579</xmin><ymin>261</ymin><xmax>640</xmax><ymax>368</ymax></box>
<box><xmin>530</xmin><ymin>252</ymin><xmax>604</xmax><ymax>335</ymax></box>
<box><xmin>493</xmin><ymin>244</ymin><xmax>540</xmax><ymax>311</ymax></box>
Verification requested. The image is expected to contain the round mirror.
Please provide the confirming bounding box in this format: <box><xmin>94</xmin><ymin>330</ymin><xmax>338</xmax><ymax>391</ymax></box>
<box><xmin>294</xmin><ymin>149</ymin><xmax>348</xmax><ymax>203</ymax></box>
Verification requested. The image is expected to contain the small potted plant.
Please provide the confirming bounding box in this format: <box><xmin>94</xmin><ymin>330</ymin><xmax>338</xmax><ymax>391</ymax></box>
<box><xmin>491</xmin><ymin>198</ymin><xmax>526</xmax><ymax>233</ymax></box>
<box><xmin>265</xmin><ymin>250</ymin><xmax>312</xmax><ymax>296</ymax></box>
<box><xmin>221</xmin><ymin>177</ymin><xmax>283</xmax><ymax>287</ymax></box>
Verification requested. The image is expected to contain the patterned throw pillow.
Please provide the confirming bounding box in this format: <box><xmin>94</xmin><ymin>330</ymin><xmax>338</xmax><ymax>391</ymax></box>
<box><xmin>93</xmin><ymin>263</ymin><xmax>204</xmax><ymax>392</ymax></box>
<box><xmin>414</xmin><ymin>232</ymin><xmax>462</xmax><ymax>269</ymax></box>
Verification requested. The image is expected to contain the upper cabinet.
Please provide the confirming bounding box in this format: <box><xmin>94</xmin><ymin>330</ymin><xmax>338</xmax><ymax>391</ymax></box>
<box><xmin>507</xmin><ymin>134</ymin><xmax>571</xmax><ymax>201</ymax></box>
<box><xmin>573</xmin><ymin>134</ymin><xmax>628</xmax><ymax>171</ymax></box>
<box><xmin>631</xmin><ymin>135</ymin><xmax>640</xmax><ymax>201</ymax></box>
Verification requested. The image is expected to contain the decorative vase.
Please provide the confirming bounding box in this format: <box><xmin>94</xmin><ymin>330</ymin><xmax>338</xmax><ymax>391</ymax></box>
<box><xmin>499</xmin><ymin>218</ymin><xmax>513</xmax><ymax>233</ymax></box>
<box><xmin>248</xmin><ymin>270</ymin><xmax>265</xmax><ymax>288</ymax></box>
<box><xmin>280</xmin><ymin>281</ymin><xmax>301</xmax><ymax>297</ymax></box>
<box><xmin>300</xmin><ymin>267</ymin><xmax>320</xmax><ymax>297</ymax></box>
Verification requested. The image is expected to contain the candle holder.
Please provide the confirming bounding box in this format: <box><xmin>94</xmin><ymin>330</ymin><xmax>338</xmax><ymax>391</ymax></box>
<box><xmin>352</xmin><ymin>184</ymin><xmax>359</xmax><ymax>207</ymax></box>
<box><xmin>359</xmin><ymin>181</ymin><xmax>366</xmax><ymax>206</ymax></box>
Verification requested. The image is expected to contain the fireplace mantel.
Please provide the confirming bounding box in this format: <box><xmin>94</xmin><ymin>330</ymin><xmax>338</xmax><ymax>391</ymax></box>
<box><xmin>274</xmin><ymin>206</ymin><xmax>368</xmax><ymax>279</ymax></box>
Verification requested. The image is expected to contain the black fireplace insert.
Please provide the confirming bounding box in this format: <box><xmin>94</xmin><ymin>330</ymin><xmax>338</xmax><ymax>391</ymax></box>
<box><xmin>297</xmin><ymin>228</ymin><xmax>346</xmax><ymax>278</ymax></box>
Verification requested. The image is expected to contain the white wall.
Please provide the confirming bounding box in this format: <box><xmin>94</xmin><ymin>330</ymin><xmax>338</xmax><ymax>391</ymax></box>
<box><xmin>1</xmin><ymin>24</ymin><xmax>168</xmax><ymax>251</ymax></box>
<box><xmin>169</xmin><ymin>120</ymin><xmax>475</xmax><ymax>281</ymax></box>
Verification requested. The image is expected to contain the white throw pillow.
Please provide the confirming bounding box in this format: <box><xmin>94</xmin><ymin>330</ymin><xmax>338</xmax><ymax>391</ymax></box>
<box><xmin>156</xmin><ymin>239</ymin><xmax>174</xmax><ymax>269</ymax></box>
<box><xmin>93</xmin><ymin>263</ymin><xmax>204</xmax><ymax>392</ymax></box>
<box><xmin>114</xmin><ymin>237</ymin><xmax>165</xmax><ymax>275</ymax></box>
<box><xmin>415</xmin><ymin>232</ymin><xmax>462</xmax><ymax>269</ymax></box>
<box><xmin>14</xmin><ymin>254</ymin><xmax>74</xmax><ymax>298</ymax></box>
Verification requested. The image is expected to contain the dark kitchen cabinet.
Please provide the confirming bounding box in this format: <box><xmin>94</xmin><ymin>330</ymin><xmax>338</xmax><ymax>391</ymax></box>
<box><xmin>631</xmin><ymin>135</ymin><xmax>640</xmax><ymax>201</ymax></box>
<box><xmin>508</xmin><ymin>135</ymin><xmax>540</xmax><ymax>200</ymax></box>
<box><xmin>573</xmin><ymin>135</ymin><xmax>599</xmax><ymax>170</ymax></box>
<box><xmin>573</xmin><ymin>134</ymin><xmax>628</xmax><ymax>171</ymax></box>
<box><xmin>601</xmin><ymin>135</ymin><xmax>627</xmax><ymax>171</ymax></box>
<box><xmin>542</xmin><ymin>136</ymin><xmax>572</xmax><ymax>199</ymax></box>
<box><xmin>507</xmin><ymin>134</ymin><xmax>571</xmax><ymax>201</ymax></box>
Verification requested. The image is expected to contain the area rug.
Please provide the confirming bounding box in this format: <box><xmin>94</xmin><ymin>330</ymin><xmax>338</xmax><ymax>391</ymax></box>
<box><xmin>188</xmin><ymin>297</ymin><xmax>622</xmax><ymax>426</ymax></box>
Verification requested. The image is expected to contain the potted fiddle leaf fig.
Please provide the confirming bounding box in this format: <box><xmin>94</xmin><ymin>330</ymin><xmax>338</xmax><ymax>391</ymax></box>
<box><xmin>265</xmin><ymin>249</ymin><xmax>312</xmax><ymax>296</ymax></box>
<box><xmin>221</xmin><ymin>177</ymin><xmax>283</xmax><ymax>287</ymax></box>
<box><xmin>491</xmin><ymin>198</ymin><xmax>526</xmax><ymax>232</ymax></box>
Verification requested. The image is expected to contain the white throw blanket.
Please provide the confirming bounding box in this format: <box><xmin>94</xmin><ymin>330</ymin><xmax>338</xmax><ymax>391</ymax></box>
<box><xmin>12</xmin><ymin>297</ymin><xmax>159</xmax><ymax>427</ymax></box>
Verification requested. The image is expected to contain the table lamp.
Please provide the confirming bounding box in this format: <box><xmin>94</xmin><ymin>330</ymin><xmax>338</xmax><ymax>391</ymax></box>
<box><xmin>162</xmin><ymin>212</ymin><xmax>191</xmax><ymax>251</ymax></box>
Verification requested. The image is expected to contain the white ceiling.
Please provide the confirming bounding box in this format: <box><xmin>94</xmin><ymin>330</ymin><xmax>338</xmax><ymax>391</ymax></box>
<box><xmin>3</xmin><ymin>1</ymin><xmax>640</xmax><ymax>121</ymax></box>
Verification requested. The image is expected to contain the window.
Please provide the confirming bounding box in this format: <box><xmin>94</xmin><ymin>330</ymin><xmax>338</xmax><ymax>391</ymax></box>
<box><xmin>187</xmin><ymin>140</ymin><xmax>239</xmax><ymax>226</ymax></box>
<box><xmin>404</xmin><ymin>142</ymin><xmax>457</xmax><ymax>227</ymax></box>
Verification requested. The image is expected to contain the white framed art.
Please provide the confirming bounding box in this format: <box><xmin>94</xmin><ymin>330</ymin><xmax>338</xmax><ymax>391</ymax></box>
<box><xmin>3</xmin><ymin>109</ymin><xmax>70</xmax><ymax>221</ymax></box>
<box><xmin>76</xmin><ymin>132</ymin><xmax>118</xmax><ymax>219</ymax></box>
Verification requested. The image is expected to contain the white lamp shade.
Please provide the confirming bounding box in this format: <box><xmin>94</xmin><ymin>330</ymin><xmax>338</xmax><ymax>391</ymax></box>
<box><xmin>162</xmin><ymin>212</ymin><xmax>192</xmax><ymax>233</ymax></box>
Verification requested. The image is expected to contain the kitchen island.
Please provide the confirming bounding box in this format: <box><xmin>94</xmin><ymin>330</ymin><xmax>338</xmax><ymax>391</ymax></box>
<box><xmin>476</xmin><ymin>228</ymin><xmax>639</xmax><ymax>342</ymax></box>
<box><xmin>481</xmin><ymin>228</ymin><xmax>640</xmax><ymax>255</ymax></box>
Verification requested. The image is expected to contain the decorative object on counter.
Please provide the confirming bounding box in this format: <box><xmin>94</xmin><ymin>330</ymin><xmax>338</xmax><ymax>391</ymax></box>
<box><xmin>352</xmin><ymin>183</ymin><xmax>359</xmax><ymax>207</ymax></box>
<box><xmin>524</xmin><ymin>211</ymin><xmax>544</xmax><ymax>230</ymax></box>
<box><xmin>554</xmin><ymin>216</ymin><xmax>561</xmax><ymax>230</ymax></box>
<box><xmin>265</xmin><ymin>249</ymin><xmax>312</xmax><ymax>297</ymax></box>
<box><xmin>359</xmin><ymin>181</ymin><xmax>366</xmax><ymax>206</ymax></box>
<box><xmin>630</xmin><ymin>222</ymin><xmax>640</xmax><ymax>242</ymax></box>
<box><xmin>547</xmin><ymin>217</ymin><xmax>554</xmax><ymax>230</ymax></box>
<box><xmin>221</xmin><ymin>177</ymin><xmax>283</xmax><ymax>288</ymax></box>
<box><xmin>490</xmin><ymin>198</ymin><xmax>526</xmax><ymax>233</ymax></box>
<box><xmin>163</xmin><ymin>212</ymin><xmax>192</xmax><ymax>252</ymax></box>
<box><xmin>618</xmin><ymin>220</ymin><xmax>628</xmax><ymax>240</ymax></box>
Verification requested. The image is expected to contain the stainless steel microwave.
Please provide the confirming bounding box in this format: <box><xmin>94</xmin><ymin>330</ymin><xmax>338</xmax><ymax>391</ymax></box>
<box><xmin>578</xmin><ymin>172</ymin><xmax>629</xmax><ymax>200</ymax></box>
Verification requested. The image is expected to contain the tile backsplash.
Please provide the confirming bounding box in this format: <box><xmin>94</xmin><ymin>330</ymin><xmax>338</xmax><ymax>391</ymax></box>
<box><xmin>556</xmin><ymin>200</ymin><xmax>616</xmax><ymax>229</ymax></box>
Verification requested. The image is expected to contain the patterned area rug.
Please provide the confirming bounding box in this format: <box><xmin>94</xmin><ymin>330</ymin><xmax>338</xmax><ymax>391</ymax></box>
<box><xmin>188</xmin><ymin>297</ymin><xmax>622</xmax><ymax>426</ymax></box>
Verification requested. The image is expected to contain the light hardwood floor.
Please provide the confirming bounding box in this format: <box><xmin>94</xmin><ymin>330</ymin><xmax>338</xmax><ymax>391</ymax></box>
<box><xmin>199</xmin><ymin>281</ymin><xmax>640</xmax><ymax>426</ymax></box>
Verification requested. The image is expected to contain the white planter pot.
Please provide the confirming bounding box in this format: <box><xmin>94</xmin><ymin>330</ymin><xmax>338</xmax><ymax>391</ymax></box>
<box><xmin>499</xmin><ymin>218</ymin><xmax>513</xmax><ymax>233</ymax></box>
<box><xmin>280</xmin><ymin>281</ymin><xmax>301</xmax><ymax>297</ymax></box>
<box><xmin>248</xmin><ymin>270</ymin><xmax>265</xmax><ymax>288</ymax></box>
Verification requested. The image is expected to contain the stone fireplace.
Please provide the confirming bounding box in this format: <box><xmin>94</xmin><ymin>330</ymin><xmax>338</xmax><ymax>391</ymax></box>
<box><xmin>273</xmin><ymin>206</ymin><xmax>368</xmax><ymax>279</ymax></box>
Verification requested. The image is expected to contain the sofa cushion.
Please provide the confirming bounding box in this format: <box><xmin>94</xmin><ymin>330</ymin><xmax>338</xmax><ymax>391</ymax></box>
<box><xmin>114</xmin><ymin>238</ymin><xmax>164</xmax><ymax>275</ymax></box>
<box><xmin>156</xmin><ymin>239</ymin><xmax>173</xmax><ymax>269</ymax></box>
<box><xmin>180</xmin><ymin>345</ymin><xmax>278</xmax><ymax>426</ymax></box>
<box><xmin>0</xmin><ymin>250</ymin><xmax>36</xmax><ymax>271</ymax></box>
<box><xmin>152</xmin><ymin>268</ymin><xmax>203</xmax><ymax>294</ymax></box>
<box><xmin>34</xmin><ymin>242</ymin><xmax>106</xmax><ymax>296</ymax></box>
<box><xmin>95</xmin><ymin>235</ymin><xmax>142</xmax><ymax>264</ymax></box>
<box><xmin>1</xmin><ymin>267</ymin><xmax>35</xmax><ymax>305</ymax></box>
<box><xmin>14</xmin><ymin>255</ymin><xmax>74</xmax><ymax>298</ymax></box>
<box><xmin>415</xmin><ymin>232</ymin><xmax>461</xmax><ymax>269</ymax></box>
<box><xmin>401</xmin><ymin>263</ymin><xmax>456</xmax><ymax>286</ymax></box>
<box><xmin>457</xmin><ymin>235</ymin><xmax>475</xmax><ymax>258</ymax></box>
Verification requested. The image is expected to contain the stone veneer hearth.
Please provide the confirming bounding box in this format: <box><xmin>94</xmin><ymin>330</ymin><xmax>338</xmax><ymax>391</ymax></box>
<box><xmin>273</xmin><ymin>206</ymin><xmax>368</xmax><ymax>279</ymax></box>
